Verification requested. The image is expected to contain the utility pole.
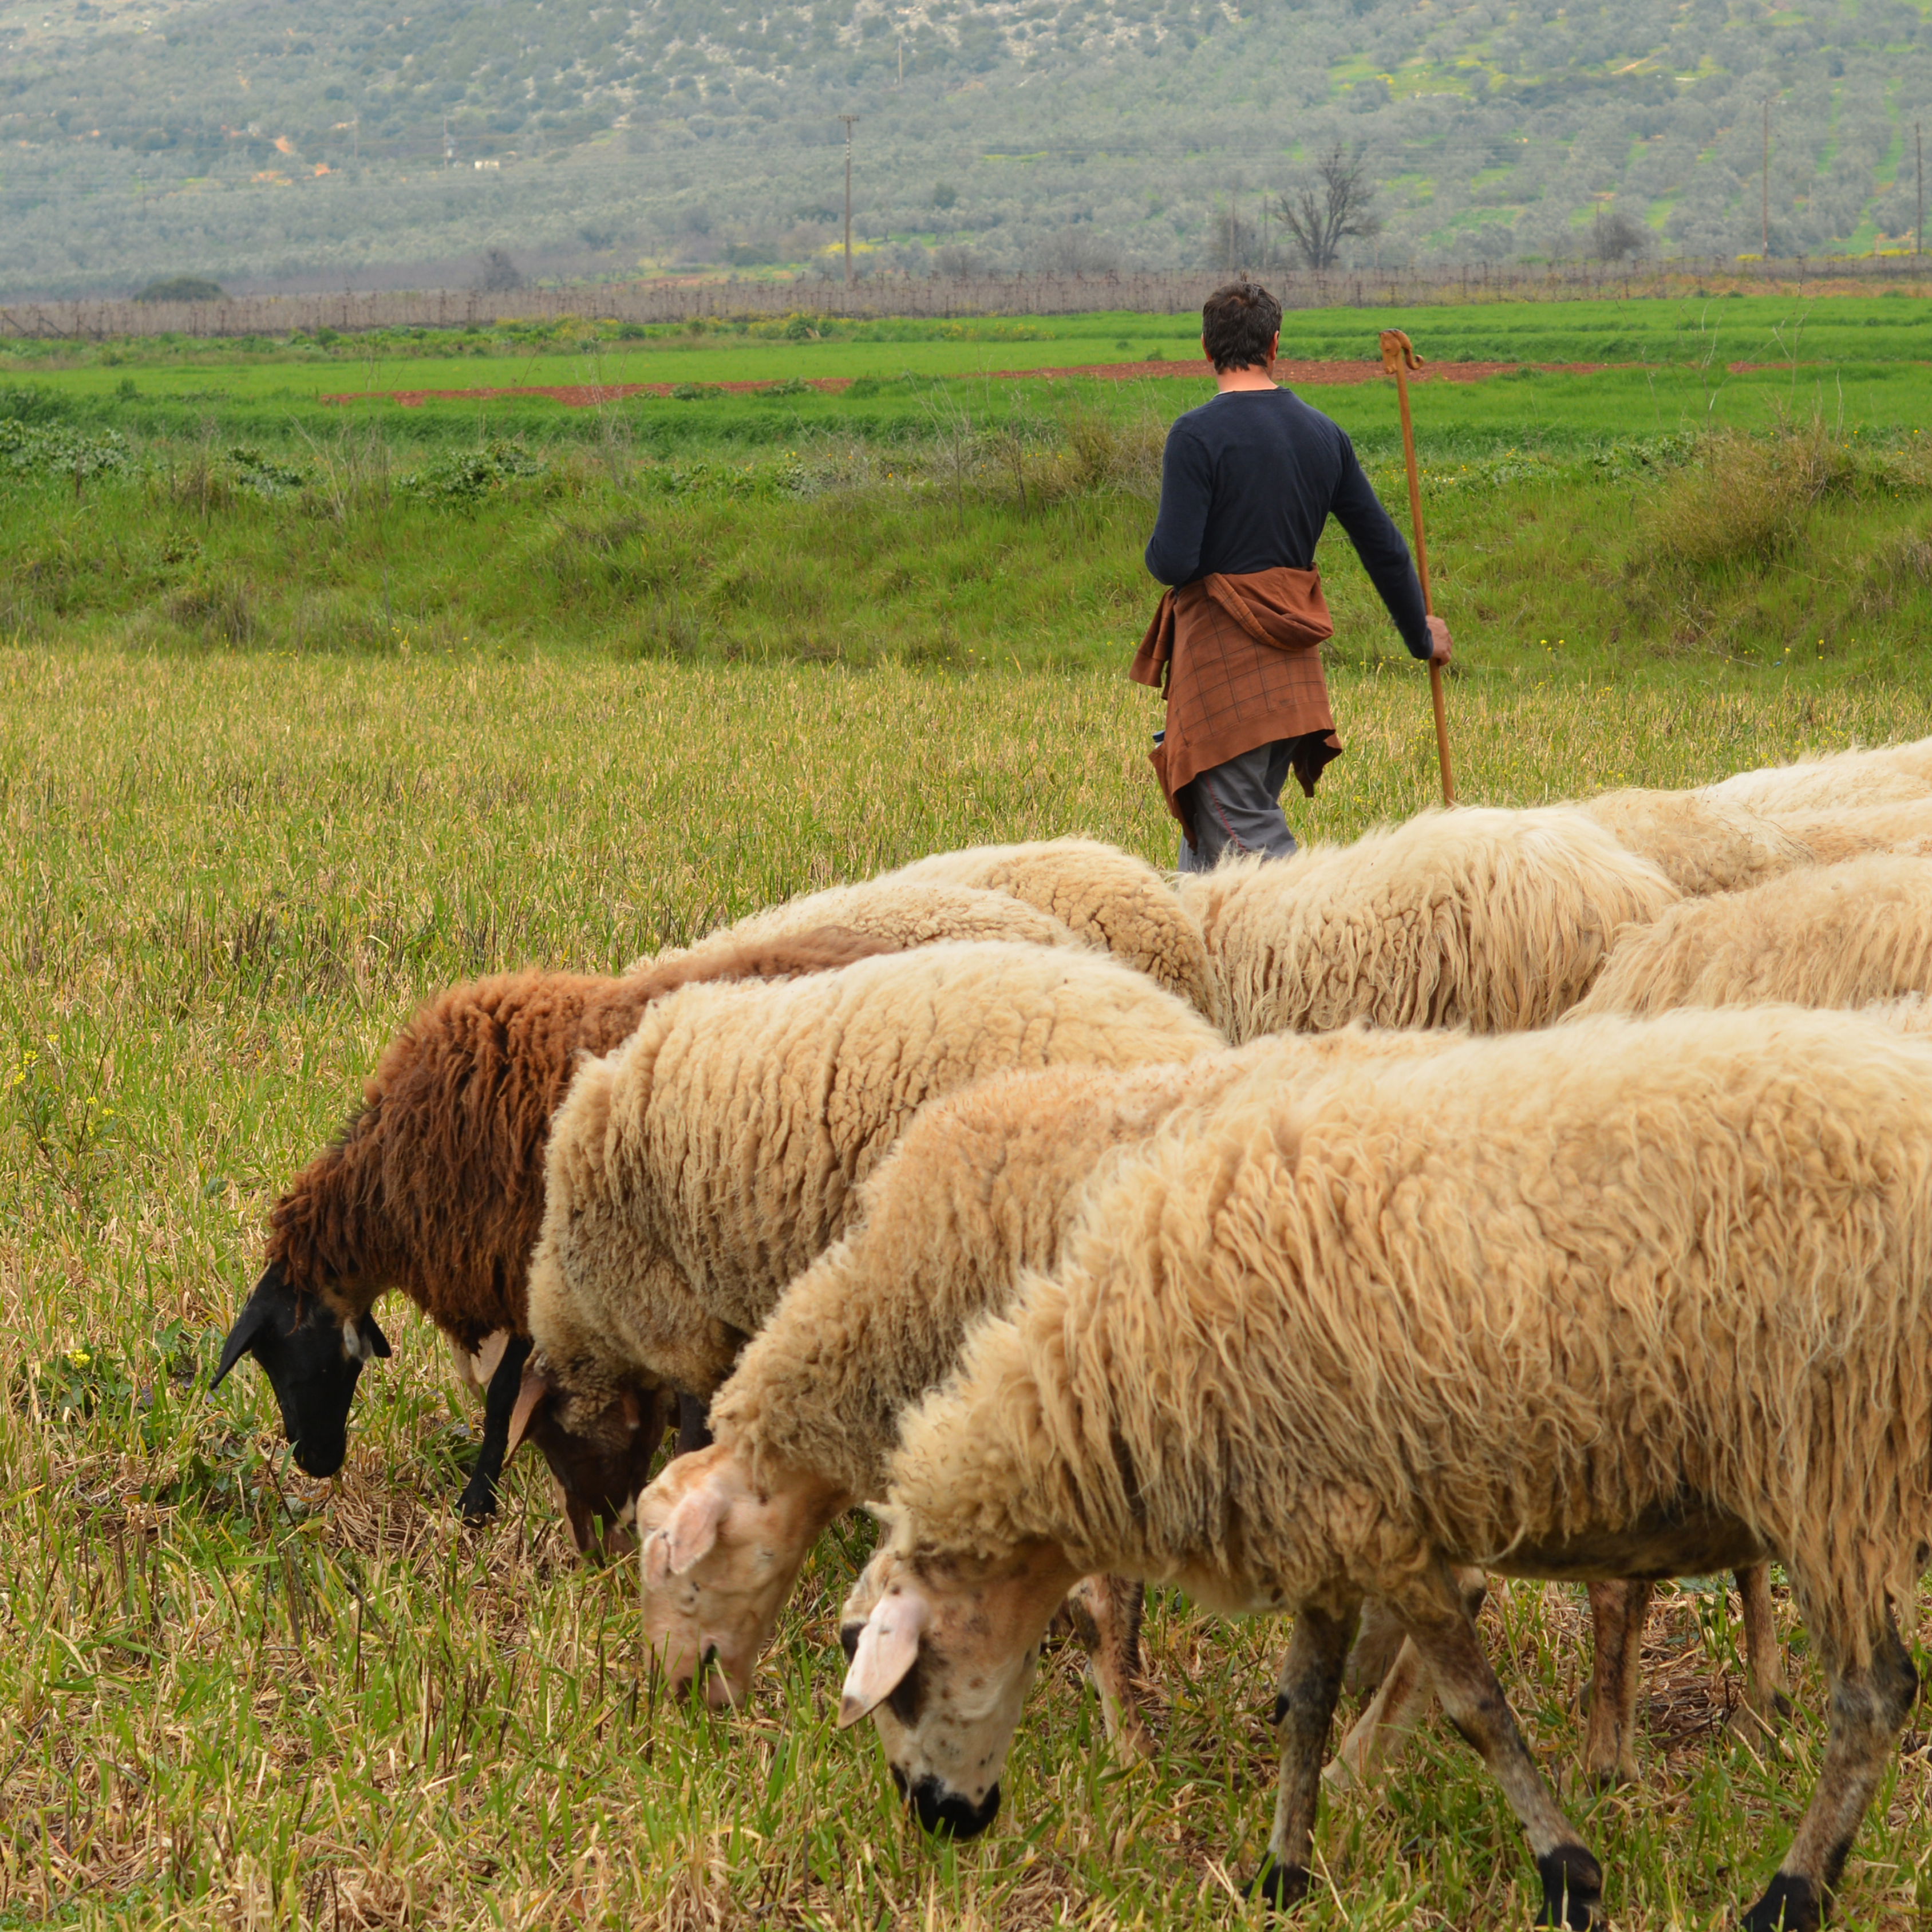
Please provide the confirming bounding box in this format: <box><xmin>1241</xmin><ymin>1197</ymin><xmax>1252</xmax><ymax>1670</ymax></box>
<box><xmin>1762</xmin><ymin>98</ymin><xmax>1770</xmax><ymax>257</ymax></box>
<box><xmin>897</xmin><ymin>37</ymin><xmax>903</xmax><ymax>86</ymax></box>
<box><xmin>839</xmin><ymin>113</ymin><xmax>859</xmax><ymax>286</ymax></box>
<box><xmin>352</xmin><ymin>115</ymin><xmax>359</xmax><ymax>166</ymax></box>
<box><xmin>1918</xmin><ymin>119</ymin><xmax>1924</xmax><ymax>258</ymax></box>
<box><xmin>444</xmin><ymin>112</ymin><xmax>455</xmax><ymax>169</ymax></box>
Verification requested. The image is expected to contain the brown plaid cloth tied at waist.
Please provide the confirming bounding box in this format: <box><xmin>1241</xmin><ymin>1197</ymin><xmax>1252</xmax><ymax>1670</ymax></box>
<box><xmin>1129</xmin><ymin>564</ymin><xmax>1344</xmax><ymax>835</ymax></box>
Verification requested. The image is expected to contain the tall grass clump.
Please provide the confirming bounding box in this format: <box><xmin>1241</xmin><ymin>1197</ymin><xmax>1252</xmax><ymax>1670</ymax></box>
<box><xmin>1642</xmin><ymin>417</ymin><xmax>1925</xmax><ymax>571</ymax></box>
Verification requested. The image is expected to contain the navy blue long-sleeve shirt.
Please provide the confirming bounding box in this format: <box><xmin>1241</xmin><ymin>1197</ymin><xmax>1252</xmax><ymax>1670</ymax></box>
<box><xmin>1143</xmin><ymin>386</ymin><xmax>1432</xmax><ymax>659</ymax></box>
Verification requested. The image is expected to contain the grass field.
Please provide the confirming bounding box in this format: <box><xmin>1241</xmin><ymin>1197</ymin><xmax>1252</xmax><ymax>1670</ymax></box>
<box><xmin>7</xmin><ymin>295</ymin><xmax>1932</xmax><ymax>456</ymax></box>
<box><xmin>6</xmin><ymin>296</ymin><xmax>1932</xmax><ymax>1927</ymax></box>
<box><xmin>6</xmin><ymin>654</ymin><xmax>1932</xmax><ymax>1931</ymax></box>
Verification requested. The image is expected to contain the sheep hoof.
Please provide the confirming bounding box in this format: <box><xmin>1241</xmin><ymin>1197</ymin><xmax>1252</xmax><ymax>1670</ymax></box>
<box><xmin>1534</xmin><ymin>1847</ymin><xmax>1604</xmax><ymax>1929</ymax></box>
<box><xmin>1742</xmin><ymin>1875</ymin><xmax>1821</xmax><ymax>1932</ymax></box>
<box><xmin>1243</xmin><ymin>1861</ymin><xmax>1309</xmax><ymax>1912</ymax></box>
<box><xmin>456</xmin><ymin>1476</ymin><xmax>498</xmax><ymax>1525</ymax></box>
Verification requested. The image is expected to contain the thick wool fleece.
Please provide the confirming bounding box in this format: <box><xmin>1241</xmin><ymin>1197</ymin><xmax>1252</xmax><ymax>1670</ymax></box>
<box><xmin>878</xmin><ymin>839</ymin><xmax>1216</xmax><ymax>1018</ymax></box>
<box><xmin>1706</xmin><ymin>742</ymin><xmax>1932</xmax><ymax>814</ymax></box>
<box><xmin>711</xmin><ymin>1028</ymin><xmax>1454</xmax><ymax>1504</ymax></box>
<box><xmin>526</xmin><ymin>942</ymin><xmax>1223</xmax><ymax>1407</ymax></box>
<box><xmin>1577</xmin><ymin>788</ymin><xmax>1811</xmax><ymax>897</ymax></box>
<box><xmin>1568</xmin><ymin>853</ymin><xmax>1932</xmax><ymax>1020</ymax></box>
<box><xmin>264</xmin><ymin>928</ymin><xmax>888</xmax><ymax>1345</ymax></box>
<box><xmin>1767</xmin><ymin>800</ymin><xmax>1932</xmax><ymax>867</ymax></box>
<box><xmin>629</xmin><ymin>882</ymin><xmax>1085</xmax><ymax>979</ymax></box>
<box><xmin>887</xmin><ymin>1007</ymin><xmax>1932</xmax><ymax>1672</ymax></box>
<box><xmin>1172</xmin><ymin>806</ymin><xmax>1678</xmax><ymax>1042</ymax></box>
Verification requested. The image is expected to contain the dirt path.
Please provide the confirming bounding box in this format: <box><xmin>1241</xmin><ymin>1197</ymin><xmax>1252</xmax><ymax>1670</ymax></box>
<box><xmin>320</xmin><ymin>356</ymin><xmax>1615</xmax><ymax>408</ymax></box>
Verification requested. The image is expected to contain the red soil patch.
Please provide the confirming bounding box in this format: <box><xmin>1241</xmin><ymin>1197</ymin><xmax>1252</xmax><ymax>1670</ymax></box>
<box><xmin>321</xmin><ymin>357</ymin><xmax>1613</xmax><ymax>408</ymax></box>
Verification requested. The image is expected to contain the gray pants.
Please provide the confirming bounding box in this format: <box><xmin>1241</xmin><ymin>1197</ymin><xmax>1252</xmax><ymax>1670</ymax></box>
<box><xmin>1176</xmin><ymin>739</ymin><xmax>1301</xmax><ymax>873</ymax></box>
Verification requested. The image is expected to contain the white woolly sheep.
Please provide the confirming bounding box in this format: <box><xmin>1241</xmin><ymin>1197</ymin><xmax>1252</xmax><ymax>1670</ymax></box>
<box><xmin>1567</xmin><ymin>851</ymin><xmax>1932</xmax><ymax>1021</ymax></box>
<box><xmin>512</xmin><ymin>941</ymin><xmax>1224</xmax><ymax>1542</ymax></box>
<box><xmin>629</xmin><ymin>880</ymin><xmax>1088</xmax><ymax>978</ymax></box>
<box><xmin>874</xmin><ymin>837</ymin><xmax>1215</xmax><ymax>1016</ymax></box>
<box><xmin>1767</xmin><ymin>798</ymin><xmax>1932</xmax><ymax>866</ymax></box>
<box><xmin>839</xmin><ymin>1005</ymin><xmax>1932</xmax><ymax>1932</ymax></box>
<box><xmin>1175</xmin><ymin>805</ymin><xmax>1678</xmax><ymax>1041</ymax></box>
<box><xmin>1704</xmin><ymin>738</ymin><xmax>1932</xmax><ymax>813</ymax></box>
<box><xmin>1574</xmin><ymin>788</ymin><xmax>1811</xmax><ymax>896</ymax></box>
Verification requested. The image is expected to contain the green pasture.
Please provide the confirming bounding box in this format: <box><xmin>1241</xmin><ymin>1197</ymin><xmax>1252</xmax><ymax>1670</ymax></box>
<box><xmin>5</xmin><ymin>652</ymin><xmax>1932</xmax><ymax>1930</ymax></box>
<box><xmin>3</xmin><ymin>293</ymin><xmax>1932</xmax><ymax>460</ymax></box>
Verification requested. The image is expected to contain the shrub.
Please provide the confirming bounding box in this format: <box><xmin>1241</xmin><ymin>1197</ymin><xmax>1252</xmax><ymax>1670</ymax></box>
<box><xmin>1641</xmin><ymin>420</ymin><xmax>1866</xmax><ymax>571</ymax></box>
<box><xmin>397</xmin><ymin>441</ymin><xmax>544</xmax><ymax>503</ymax></box>
<box><xmin>132</xmin><ymin>275</ymin><xmax>226</xmax><ymax>303</ymax></box>
<box><xmin>0</xmin><ymin>419</ymin><xmax>130</xmax><ymax>486</ymax></box>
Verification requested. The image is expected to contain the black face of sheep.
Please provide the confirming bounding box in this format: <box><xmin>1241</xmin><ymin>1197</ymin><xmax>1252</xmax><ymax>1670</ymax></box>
<box><xmin>210</xmin><ymin>1262</ymin><xmax>392</xmax><ymax>1477</ymax></box>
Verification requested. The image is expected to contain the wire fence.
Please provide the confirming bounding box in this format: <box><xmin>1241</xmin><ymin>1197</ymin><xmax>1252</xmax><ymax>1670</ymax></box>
<box><xmin>3</xmin><ymin>255</ymin><xmax>1930</xmax><ymax>340</ymax></box>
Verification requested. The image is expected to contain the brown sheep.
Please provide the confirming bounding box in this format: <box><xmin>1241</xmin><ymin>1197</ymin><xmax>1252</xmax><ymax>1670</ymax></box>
<box><xmin>210</xmin><ymin>927</ymin><xmax>893</xmax><ymax>1539</ymax></box>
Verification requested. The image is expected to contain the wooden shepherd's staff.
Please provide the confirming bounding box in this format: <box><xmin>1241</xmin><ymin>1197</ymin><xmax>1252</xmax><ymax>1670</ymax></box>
<box><xmin>1378</xmin><ymin>328</ymin><xmax>1456</xmax><ymax>807</ymax></box>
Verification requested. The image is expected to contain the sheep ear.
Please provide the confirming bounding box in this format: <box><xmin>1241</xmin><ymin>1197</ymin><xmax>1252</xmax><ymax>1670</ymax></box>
<box><xmin>661</xmin><ymin>1480</ymin><xmax>729</xmax><ymax>1579</ymax></box>
<box><xmin>361</xmin><ymin>1313</ymin><xmax>392</xmax><ymax>1360</ymax></box>
<box><xmin>211</xmin><ymin>1265</ymin><xmax>286</xmax><ymax>1390</ymax></box>
<box><xmin>505</xmin><ymin>1365</ymin><xmax>551</xmax><ymax>1459</ymax></box>
<box><xmin>837</xmin><ymin>1590</ymin><xmax>928</xmax><ymax>1729</ymax></box>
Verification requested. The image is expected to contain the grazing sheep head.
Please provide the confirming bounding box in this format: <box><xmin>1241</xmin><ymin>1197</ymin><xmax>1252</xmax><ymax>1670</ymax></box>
<box><xmin>836</xmin><ymin>1528</ymin><xmax>1081</xmax><ymax>1839</ymax></box>
<box><xmin>507</xmin><ymin>1362</ymin><xmax>674</xmax><ymax>1557</ymax></box>
<box><xmin>210</xmin><ymin>1261</ymin><xmax>392</xmax><ymax>1477</ymax></box>
<box><xmin>636</xmin><ymin>1446</ymin><xmax>851</xmax><ymax>1708</ymax></box>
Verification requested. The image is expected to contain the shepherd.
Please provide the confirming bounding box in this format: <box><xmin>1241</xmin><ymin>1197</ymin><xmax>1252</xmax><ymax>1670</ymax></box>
<box><xmin>1135</xmin><ymin>280</ymin><xmax>1452</xmax><ymax>871</ymax></box>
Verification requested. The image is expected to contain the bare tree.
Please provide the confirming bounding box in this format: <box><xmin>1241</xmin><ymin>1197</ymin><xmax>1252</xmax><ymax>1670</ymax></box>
<box><xmin>933</xmin><ymin>243</ymin><xmax>978</xmax><ymax>278</ymax></box>
<box><xmin>1587</xmin><ymin>206</ymin><xmax>1652</xmax><ymax>262</ymax></box>
<box><xmin>1277</xmin><ymin>145</ymin><xmax>1382</xmax><ymax>271</ymax></box>
<box><xmin>477</xmin><ymin>247</ymin><xmax>523</xmax><ymax>292</ymax></box>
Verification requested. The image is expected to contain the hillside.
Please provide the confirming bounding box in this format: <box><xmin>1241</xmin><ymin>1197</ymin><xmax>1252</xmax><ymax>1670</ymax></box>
<box><xmin>2</xmin><ymin>0</ymin><xmax>1930</xmax><ymax>295</ymax></box>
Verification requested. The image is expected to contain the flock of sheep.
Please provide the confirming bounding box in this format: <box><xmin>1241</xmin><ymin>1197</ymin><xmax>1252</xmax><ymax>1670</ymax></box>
<box><xmin>209</xmin><ymin>737</ymin><xmax>1932</xmax><ymax>1932</ymax></box>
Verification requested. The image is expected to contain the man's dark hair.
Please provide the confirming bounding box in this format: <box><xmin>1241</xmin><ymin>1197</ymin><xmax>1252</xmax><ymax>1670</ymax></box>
<box><xmin>1200</xmin><ymin>281</ymin><xmax>1282</xmax><ymax>373</ymax></box>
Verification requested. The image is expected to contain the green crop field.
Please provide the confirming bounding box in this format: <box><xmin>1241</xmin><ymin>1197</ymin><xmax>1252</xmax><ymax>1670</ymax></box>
<box><xmin>6</xmin><ymin>299</ymin><xmax>1932</xmax><ymax>1928</ymax></box>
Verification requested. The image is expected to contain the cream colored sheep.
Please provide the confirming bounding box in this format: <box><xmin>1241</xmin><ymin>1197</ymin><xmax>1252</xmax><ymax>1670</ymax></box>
<box><xmin>1568</xmin><ymin>852</ymin><xmax>1932</xmax><ymax>1020</ymax></box>
<box><xmin>626</xmin><ymin>880</ymin><xmax>1086</xmax><ymax>977</ymax></box>
<box><xmin>839</xmin><ymin>1006</ymin><xmax>1932</xmax><ymax>1932</ymax></box>
<box><xmin>513</xmin><ymin>941</ymin><xmax>1223</xmax><ymax>1548</ymax></box>
<box><xmin>1704</xmin><ymin>738</ymin><xmax>1932</xmax><ymax>813</ymax></box>
<box><xmin>633</xmin><ymin>1027</ymin><xmax>1447</xmax><ymax>1743</ymax></box>
<box><xmin>1768</xmin><ymin>798</ymin><xmax>1932</xmax><ymax>866</ymax></box>
<box><xmin>876</xmin><ymin>837</ymin><xmax>1214</xmax><ymax>1016</ymax></box>
<box><xmin>1176</xmin><ymin>806</ymin><xmax>1678</xmax><ymax>1041</ymax></box>
<box><xmin>1575</xmin><ymin>788</ymin><xmax>1811</xmax><ymax>896</ymax></box>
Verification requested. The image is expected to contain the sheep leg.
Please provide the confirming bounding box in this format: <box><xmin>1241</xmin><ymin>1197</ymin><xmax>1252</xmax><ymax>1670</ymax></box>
<box><xmin>1062</xmin><ymin>1574</ymin><xmax>1154</xmax><ymax>1762</ymax></box>
<box><xmin>675</xmin><ymin>1392</ymin><xmax>713</xmax><ymax>1456</ymax></box>
<box><xmin>1741</xmin><ymin>1616</ymin><xmax>1917</xmax><ymax>1932</ymax></box>
<box><xmin>1246</xmin><ymin>1597</ymin><xmax>1359</xmax><ymax>1910</ymax></box>
<box><xmin>1325</xmin><ymin>1633</ymin><xmax>1432</xmax><ymax>1791</ymax></box>
<box><xmin>1390</xmin><ymin>1566</ymin><xmax>1602</xmax><ymax>1930</ymax></box>
<box><xmin>1327</xmin><ymin>1571</ymin><xmax>1487</xmax><ymax>1791</ymax></box>
<box><xmin>1581</xmin><ymin>1579</ymin><xmax>1653</xmax><ymax>1790</ymax></box>
<box><xmin>1728</xmin><ymin>1563</ymin><xmax>1793</xmax><ymax>1740</ymax></box>
<box><xmin>457</xmin><ymin>1333</ymin><xmax>534</xmax><ymax>1524</ymax></box>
